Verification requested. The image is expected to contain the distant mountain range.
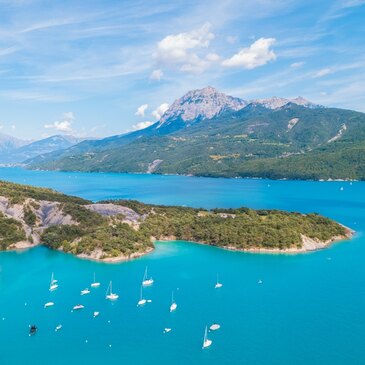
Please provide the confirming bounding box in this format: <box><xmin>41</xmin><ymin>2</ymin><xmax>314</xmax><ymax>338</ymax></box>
<box><xmin>0</xmin><ymin>134</ymin><xmax>87</xmax><ymax>164</ymax></box>
<box><xmin>9</xmin><ymin>86</ymin><xmax>365</xmax><ymax>180</ymax></box>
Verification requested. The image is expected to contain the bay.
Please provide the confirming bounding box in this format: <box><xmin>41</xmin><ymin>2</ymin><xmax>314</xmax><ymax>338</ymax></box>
<box><xmin>0</xmin><ymin>167</ymin><xmax>364</xmax><ymax>365</ymax></box>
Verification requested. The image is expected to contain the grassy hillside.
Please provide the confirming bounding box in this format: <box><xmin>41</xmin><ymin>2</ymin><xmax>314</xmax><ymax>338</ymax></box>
<box><xmin>0</xmin><ymin>180</ymin><xmax>90</xmax><ymax>205</ymax></box>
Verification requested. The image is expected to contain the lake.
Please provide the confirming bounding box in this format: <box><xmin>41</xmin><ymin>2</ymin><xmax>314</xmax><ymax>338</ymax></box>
<box><xmin>0</xmin><ymin>167</ymin><xmax>364</xmax><ymax>365</ymax></box>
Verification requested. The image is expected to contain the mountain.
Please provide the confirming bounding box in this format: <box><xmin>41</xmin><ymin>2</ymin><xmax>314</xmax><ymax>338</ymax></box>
<box><xmin>251</xmin><ymin>96</ymin><xmax>320</xmax><ymax>109</ymax></box>
<box><xmin>26</xmin><ymin>87</ymin><xmax>365</xmax><ymax>180</ymax></box>
<box><xmin>0</xmin><ymin>134</ymin><xmax>88</xmax><ymax>164</ymax></box>
<box><xmin>156</xmin><ymin>86</ymin><xmax>247</xmax><ymax>130</ymax></box>
<box><xmin>0</xmin><ymin>133</ymin><xmax>29</xmax><ymax>154</ymax></box>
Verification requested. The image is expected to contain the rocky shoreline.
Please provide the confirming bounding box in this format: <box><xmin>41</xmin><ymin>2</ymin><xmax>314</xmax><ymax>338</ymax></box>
<box><xmin>7</xmin><ymin>227</ymin><xmax>353</xmax><ymax>263</ymax></box>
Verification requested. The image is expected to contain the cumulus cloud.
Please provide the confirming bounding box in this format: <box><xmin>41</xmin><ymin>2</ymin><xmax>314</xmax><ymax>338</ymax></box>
<box><xmin>132</xmin><ymin>121</ymin><xmax>154</xmax><ymax>130</ymax></box>
<box><xmin>135</xmin><ymin>104</ymin><xmax>148</xmax><ymax>117</ymax></box>
<box><xmin>222</xmin><ymin>37</ymin><xmax>276</xmax><ymax>69</ymax></box>
<box><xmin>44</xmin><ymin>112</ymin><xmax>74</xmax><ymax>133</ymax></box>
<box><xmin>152</xmin><ymin>103</ymin><xmax>169</xmax><ymax>120</ymax></box>
<box><xmin>206</xmin><ymin>53</ymin><xmax>220</xmax><ymax>62</ymax></box>
<box><xmin>150</xmin><ymin>69</ymin><xmax>163</xmax><ymax>81</ymax></box>
<box><xmin>314</xmin><ymin>68</ymin><xmax>331</xmax><ymax>78</ymax></box>
<box><xmin>154</xmin><ymin>23</ymin><xmax>215</xmax><ymax>73</ymax></box>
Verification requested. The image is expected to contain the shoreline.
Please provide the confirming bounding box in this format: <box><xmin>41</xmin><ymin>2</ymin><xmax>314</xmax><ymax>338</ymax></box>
<box><xmin>5</xmin><ymin>231</ymin><xmax>353</xmax><ymax>262</ymax></box>
<box><xmin>10</xmin><ymin>165</ymin><xmax>361</xmax><ymax>183</ymax></box>
<box><xmin>10</xmin><ymin>227</ymin><xmax>349</xmax><ymax>263</ymax></box>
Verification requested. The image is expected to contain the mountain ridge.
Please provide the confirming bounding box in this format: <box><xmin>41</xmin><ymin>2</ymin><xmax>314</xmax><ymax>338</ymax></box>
<box><xmin>23</xmin><ymin>86</ymin><xmax>365</xmax><ymax>180</ymax></box>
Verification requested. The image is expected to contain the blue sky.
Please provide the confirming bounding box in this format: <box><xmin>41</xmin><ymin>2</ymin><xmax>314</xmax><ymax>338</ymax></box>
<box><xmin>0</xmin><ymin>0</ymin><xmax>364</xmax><ymax>140</ymax></box>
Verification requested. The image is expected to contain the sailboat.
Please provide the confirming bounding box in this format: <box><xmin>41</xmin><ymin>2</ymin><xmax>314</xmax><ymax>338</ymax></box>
<box><xmin>49</xmin><ymin>272</ymin><xmax>58</xmax><ymax>291</ymax></box>
<box><xmin>81</xmin><ymin>288</ymin><xmax>90</xmax><ymax>295</ymax></box>
<box><xmin>91</xmin><ymin>273</ymin><xmax>100</xmax><ymax>288</ymax></box>
<box><xmin>214</xmin><ymin>273</ymin><xmax>223</xmax><ymax>289</ymax></box>
<box><xmin>137</xmin><ymin>286</ymin><xmax>147</xmax><ymax>306</ymax></box>
<box><xmin>202</xmin><ymin>326</ymin><xmax>212</xmax><ymax>349</ymax></box>
<box><xmin>72</xmin><ymin>304</ymin><xmax>84</xmax><ymax>310</ymax></box>
<box><xmin>142</xmin><ymin>266</ymin><xmax>154</xmax><ymax>287</ymax></box>
<box><xmin>169</xmin><ymin>291</ymin><xmax>177</xmax><ymax>312</ymax></box>
<box><xmin>106</xmin><ymin>281</ymin><xmax>119</xmax><ymax>300</ymax></box>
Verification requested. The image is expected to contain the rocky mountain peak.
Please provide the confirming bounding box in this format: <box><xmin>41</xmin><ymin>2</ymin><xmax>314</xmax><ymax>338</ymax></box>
<box><xmin>252</xmin><ymin>96</ymin><xmax>320</xmax><ymax>109</ymax></box>
<box><xmin>158</xmin><ymin>87</ymin><xmax>248</xmax><ymax>125</ymax></box>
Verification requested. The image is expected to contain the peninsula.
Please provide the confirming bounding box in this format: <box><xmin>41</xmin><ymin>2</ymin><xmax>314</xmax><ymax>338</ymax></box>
<box><xmin>0</xmin><ymin>180</ymin><xmax>352</xmax><ymax>261</ymax></box>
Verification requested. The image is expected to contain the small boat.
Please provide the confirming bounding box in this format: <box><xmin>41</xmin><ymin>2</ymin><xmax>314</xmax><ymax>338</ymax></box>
<box><xmin>163</xmin><ymin>328</ymin><xmax>172</xmax><ymax>333</ymax></box>
<box><xmin>202</xmin><ymin>326</ymin><xmax>212</xmax><ymax>349</ymax></box>
<box><xmin>44</xmin><ymin>302</ymin><xmax>54</xmax><ymax>308</ymax></box>
<box><xmin>55</xmin><ymin>324</ymin><xmax>62</xmax><ymax>332</ymax></box>
<box><xmin>73</xmin><ymin>304</ymin><xmax>84</xmax><ymax>310</ymax></box>
<box><xmin>106</xmin><ymin>281</ymin><xmax>119</xmax><ymax>300</ymax></box>
<box><xmin>81</xmin><ymin>288</ymin><xmax>90</xmax><ymax>295</ymax></box>
<box><xmin>142</xmin><ymin>266</ymin><xmax>154</xmax><ymax>287</ymax></box>
<box><xmin>29</xmin><ymin>324</ymin><xmax>37</xmax><ymax>336</ymax></box>
<box><xmin>170</xmin><ymin>291</ymin><xmax>177</xmax><ymax>312</ymax></box>
<box><xmin>214</xmin><ymin>273</ymin><xmax>223</xmax><ymax>289</ymax></box>
<box><xmin>91</xmin><ymin>273</ymin><xmax>100</xmax><ymax>288</ymax></box>
<box><xmin>209</xmin><ymin>324</ymin><xmax>220</xmax><ymax>331</ymax></box>
<box><xmin>49</xmin><ymin>272</ymin><xmax>58</xmax><ymax>291</ymax></box>
<box><xmin>258</xmin><ymin>279</ymin><xmax>263</xmax><ymax>284</ymax></box>
<box><xmin>137</xmin><ymin>286</ymin><xmax>147</xmax><ymax>306</ymax></box>
<box><xmin>93</xmin><ymin>311</ymin><xmax>100</xmax><ymax>318</ymax></box>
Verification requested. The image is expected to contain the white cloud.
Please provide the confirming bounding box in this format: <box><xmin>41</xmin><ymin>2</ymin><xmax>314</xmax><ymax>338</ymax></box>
<box><xmin>222</xmin><ymin>37</ymin><xmax>276</xmax><ymax>69</ymax></box>
<box><xmin>135</xmin><ymin>104</ymin><xmax>148</xmax><ymax>117</ymax></box>
<box><xmin>291</xmin><ymin>61</ymin><xmax>304</xmax><ymax>68</ymax></box>
<box><xmin>206</xmin><ymin>53</ymin><xmax>220</xmax><ymax>62</ymax></box>
<box><xmin>132</xmin><ymin>121</ymin><xmax>154</xmax><ymax>130</ymax></box>
<box><xmin>152</xmin><ymin>103</ymin><xmax>169</xmax><ymax>120</ymax></box>
<box><xmin>11</xmin><ymin>124</ymin><xmax>16</xmax><ymax>130</ymax></box>
<box><xmin>0</xmin><ymin>124</ymin><xmax>3</xmax><ymax>130</ymax></box>
<box><xmin>150</xmin><ymin>69</ymin><xmax>163</xmax><ymax>81</ymax></box>
<box><xmin>154</xmin><ymin>23</ymin><xmax>215</xmax><ymax>73</ymax></box>
<box><xmin>314</xmin><ymin>68</ymin><xmax>331</xmax><ymax>78</ymax></box>
<box><xmin>226</xmin><ymin>35</ymin><xmax>238</xmax><ymax>44</ymax></box>
<box><xmin>44</xmin><ymin>112</ymin><xmax>74</xmax><ymax>133</ymax></box>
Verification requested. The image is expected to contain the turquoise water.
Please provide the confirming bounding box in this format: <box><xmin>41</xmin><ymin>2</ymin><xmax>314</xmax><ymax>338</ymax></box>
<box><xmin>0</xmin><ymin>167</ymin><xmax>365</xmax><ymax>365</ymax></box>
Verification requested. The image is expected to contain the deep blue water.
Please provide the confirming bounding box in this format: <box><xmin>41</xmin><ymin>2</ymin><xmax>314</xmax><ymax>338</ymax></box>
<box><xmin>0</xmin><ymin>167</ymin><xmax>365</xmax><ymax>365</ymax></box>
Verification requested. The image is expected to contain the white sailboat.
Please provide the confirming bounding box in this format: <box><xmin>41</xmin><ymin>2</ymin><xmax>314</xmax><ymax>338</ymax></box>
<box><xmin>209</xmin><ymin>323</ymin><xmax>220</xmax><ymax>331</ymax></box>
<box><xmin>214</xmin><ymin>273</ymin><xmax>223</xmax><ymax>289</ymax></box>
<box><xmin>81</xmin><ymin>288</ymin><xmax>90</xmax><ymax>295</ymax></box>
<box><xmin>44</xmin><ymin>302</ymin><xmax>54</xmax><ymax>308</ymax></box>
<box><xmin>93</xmin><ymin>311</ymin><xmax>100</xmax><ymax>318</ymax></box>
<box><xmin>49</xmin><ymin>272</ymin><xmax>58</xmax><ymax>291</ymax></box>
<box><xmin>106</xmin><ymin>281</ymin><xmax>119</xmax><ymax>300</ymax></box>
<box><xmin>55</xmin><ymin>324</ymin><xmax>62</xmax><ymax>332</ymax></box>
<box><xmin>142</xmin><ymin>266</ymin><xmax>154</xmax><ymax>287</ymax></box>
<box><xmin>137</xmin><ymin>286</ymin><xmax>147</xmax><ymax>306</ymax></box>
<box><xmin>91</xmin><ymin>273</ymin><xmax>100</xmax><ymax>288</ymax></box>
<box><xmin>72</xmin><ymin>304</ymin><xmax>84</xmax><ymax>310</ymax></box>
<box><xmin>169</xmin><ymin>291</ymin><xmax>177</xmax><ymax>312</ymax></box>
<box><xmin>202</xmin><ymin>326</ymin><xmax>212</xmax><ymax>349</ymax></box>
